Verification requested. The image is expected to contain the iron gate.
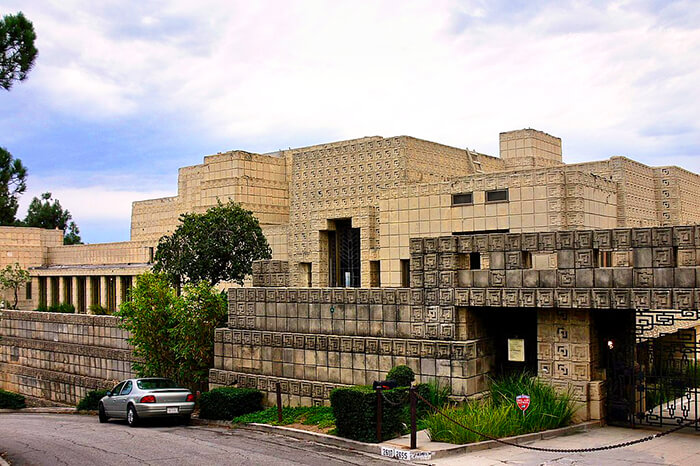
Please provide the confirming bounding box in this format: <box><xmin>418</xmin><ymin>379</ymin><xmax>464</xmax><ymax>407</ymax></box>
<box><xmin>607</xmin><ymin>309</ymin><xmax>699</xmax><ymax>430</ymax></box>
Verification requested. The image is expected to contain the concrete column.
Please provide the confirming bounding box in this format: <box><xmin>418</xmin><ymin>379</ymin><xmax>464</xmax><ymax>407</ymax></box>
<box><xmin>58</xmin><ymin>276</ymin><xmax>66</xmax><ymax>305</ymax></box>
<box><xmin>85</xmin><ymin>277</ymin><xmax>94</xmax><ymax>313</ymax></box>
<box><xmin>115</xmin><ymin>276</ymin><xmax>123</xmax><ymax>310</ymax></box>
<box><xmin>71</xmin><ymin>276</ymin><xmax>80</xmax><ymax>310</ymax></box>
<box><xmin>31</xmin><ymin>276</ymin><xmax>40</xmax><ymax>310</ymax></box>
<box><xmin>100</xmin><ymin>276</ymin><xmax>108</xmax><ymax>309</ymax></box>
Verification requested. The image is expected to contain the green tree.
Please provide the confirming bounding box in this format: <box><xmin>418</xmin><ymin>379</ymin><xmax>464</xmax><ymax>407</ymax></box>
<box><xmin>117</xmin><ymin>273</ymin><xmax>179</xmax><ymax>381</ymax></box>
<box><xmin>0</xmin><ymin>147</ymin><xmax>27</xmax><ymax>225</ymax></box>
<box><xmin>154</xmin><ymin>201</ymin><xmax>271</xmax><ymax>288</ymax></box>
<box><xmin>116</xmin><ymin>273</ymin><xmax>227</xmax><ymax>392</ymax></box>
<box><xmin>23</xmin><ymin>192</ymin><xmax>82</xmax><ymax>245</ymax></box>
<box><xmin>0</xmin><ymin>262</ymin><xmax>30</xmax><ymax>309</ymax></box>
<box><xmin>0</xmin><ymin>12</ymin><xmax>38</xmax><ymax>91</ymax></box>
<box><xmin>172</xmin><ymin>281</ymin><xmax>227</xmax><ymax>392</ymax></box>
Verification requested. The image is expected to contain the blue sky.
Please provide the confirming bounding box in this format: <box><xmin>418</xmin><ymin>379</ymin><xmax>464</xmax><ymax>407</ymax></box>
<box><xmin>1</xmin><ymin>0</ymin><xmax>699</xmax><ymax>243</ymax></box>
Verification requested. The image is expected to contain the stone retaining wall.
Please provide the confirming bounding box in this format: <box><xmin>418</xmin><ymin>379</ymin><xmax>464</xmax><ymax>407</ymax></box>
<box><xmin>0</xmin><ymin>310</ymin><xmax>135</xmax><ymax>405</ymax></box>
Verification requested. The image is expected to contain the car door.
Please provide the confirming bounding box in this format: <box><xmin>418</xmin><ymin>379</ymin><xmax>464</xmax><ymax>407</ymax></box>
<box><xmin>114</xmin><ymin>380</ymin><xmax>133</xmax><ymax>417</ymax></box>
<box><xmin>104</xmin><ymin>381</ymin><xmax>125</xmax><ymax>417</ymax></box>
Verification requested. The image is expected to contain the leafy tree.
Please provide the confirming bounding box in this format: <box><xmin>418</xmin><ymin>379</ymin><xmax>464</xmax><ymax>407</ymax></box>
<box><xmin>116</xmin><ymin>273</ymin><xmax>227</xmax><ymax>392</ymax></box>
<box><xmin>154</xmin><ymin>201</ymin><xmax>271</xmax><ymax>288</ymax></box>
<box><xmin>0</xmin><ymin>147</ymin><xmax>27</xmax><ymax>225</ymax></box>
<box><xmin>0</xmin><ymin>262</ymin><xmax>30</xmax><ymax>309</ymax></box>
<box><xmin>23</xmin><ymin>192</ymin><xmax>82</xmax><ymax>245</ymax></box>
<box><xmin>0</xmin><ymin>12</ymin><xmax>38</xmax><ymax>91</ymax></box>
<box><xmin>117</xmin><ymin>273</ymin><xmax>179</xmax><ymax>381</ymax></box>
<box><xmin>171</xmin><ymin>281</ymin><xmax>227</xmax><ymax>392</ymax></box>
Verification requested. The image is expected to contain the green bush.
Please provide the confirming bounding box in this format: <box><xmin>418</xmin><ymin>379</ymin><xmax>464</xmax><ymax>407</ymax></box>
<box><xmin>387</xmin><ymin>365</ymin><xmax>415</xmax><ymax>387</ymax></box>
<box><xmin>76</xmin><ymin>389</ymin><xmax>108</xmax><ymax>411</ymax></box>
<box><xmin>88</xmin><ymin>304</ymin><xmax>110</xmax><ymax>315</ymax></box>
<box><xmin>35</xmin><ymin>303</ymin><xmax>75</xmax><ymax>313</ymax></box>
<box><xmin>0</xmin><ymin>389</ymin><xmax>26</xmax><ymax>409</ymax></box>
<box><xmin>424</xmin><ymin>373</ymin><xmax>576</xmax><ymax>444</ymax></box>
<box><xmin>415</xmin><ymin>379</ymin><xmax>451</xmax><ymax>417</ymax></box>
<box><xmin>330</xmin><ymin>386</ymin><xmax>406</xmax><ymax>443</ymax></box>
<box><xmin>198</xmin><ymin>387</ymin><xmax>263</xmax><ymax>420</ymax></box>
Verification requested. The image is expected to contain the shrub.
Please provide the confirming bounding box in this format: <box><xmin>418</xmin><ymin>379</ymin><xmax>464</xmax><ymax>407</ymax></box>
<box><xmin>330</xmin><ymin>386</ymin><xmax>406</xmax><ymax>443</ymax></box>
<box><xmin>387</xmin><ymin>365</ymin><xmax>415</xmax><ymax>387</ymax></box>
<box><xmin>424</xmin><ymin>373</ymin><xmax>576</xmax><ymax>444</ymax></box>
<box><xmin>35</xmin><ymin>303</ymin><xmax>75</xmax><ymax>313</ymax></box>
<box><xmin>415</xmin><ymin>379</ymin><xmax>451</xmax><ymax>417</ymax></box>
<box><xmin>0</xmin><ymin>389</ymin><xmax>26</xmax><ymax>409</ymax></box>
<box><xmin>76</xmin><ymin>389</ymin><xmax>108</xmax><ymax>411</ymax></box>
<box><xmin>88</xmin><ymin>304</ymin><xmax>109</xmax><ymax>315</ymax></box>
<box><xmin>233</xmin><ymin>406</ymin><xmax>335</xmax><ymax>429</ymax></box>
<box><xmin>198</xmin><ymin>387</ymin><xmax>263</xmax><ymax>420</ymax></box>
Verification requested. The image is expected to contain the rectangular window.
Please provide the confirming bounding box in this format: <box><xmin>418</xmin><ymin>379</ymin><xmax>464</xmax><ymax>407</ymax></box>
<box><xmin>598</xmin><ymin>251</ymin><xmax>612</xmax><ymax>267</ymax></box>
<box><xmin>452</xmin><ymin>193</ymin><xmax>473</xmax><ymax>206</ymax></box>
<box><xmin>400</xmin><ymin>259</ymin><xmax>410</xmax><ymax>288</ymax></box>
<box><xmin>370</xmin><ymin>261</ymin><xmax>381</xmax><ymax>287</ymax></box>
<box><xmin>486</xmin><ymin>189</ymin><xmax>509</xmax><ymax>203</ymax></box>
<box><xmin>300</xmin><ymin>262</ymin><xmax>312</xmax><ymax>287</ymax></box>
<box><xmin>469</xmin><ymin>252</ymin><xmax>481</xmax><ymax>270</ymax></box>
<box><xmin>522</xmin><ymin>251</ymin><xmax>533</xmax><ymax>269</ymax></box>
<box><xmin>25</xmin><ymin>281</ymin><xmax>32</xmax><ymax>300</ymax></box>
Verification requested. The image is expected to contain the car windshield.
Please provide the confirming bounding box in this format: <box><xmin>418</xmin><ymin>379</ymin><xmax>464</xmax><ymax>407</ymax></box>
<box><xmin>137</xmin><ymin>379</ymin><xmax>181</xmax><ymax>390</ymax></box>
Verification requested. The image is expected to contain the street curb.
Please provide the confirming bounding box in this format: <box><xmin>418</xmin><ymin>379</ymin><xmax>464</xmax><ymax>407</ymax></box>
<box><xmin>190</xmin><ymin>417</ymin><xmax>603</xmax><ymax>460</ymax></box>
<box><xmin>0</xmin><ymin>407</ymin><xmax>85</xmax><ymax>415</ymax></box>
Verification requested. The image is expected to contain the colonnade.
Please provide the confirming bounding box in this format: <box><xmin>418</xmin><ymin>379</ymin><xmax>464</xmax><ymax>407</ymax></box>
<box><xmin>32</xmin><ymin>275</ymin><xmax>134</xmax><ymax>314</ymax></box>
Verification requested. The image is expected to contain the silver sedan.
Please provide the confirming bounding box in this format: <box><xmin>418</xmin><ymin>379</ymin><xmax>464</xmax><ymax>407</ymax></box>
<box><xmin>98</xmin><ymin>378</ymin><xmax>195</xmax><ymax>427</ymax></box>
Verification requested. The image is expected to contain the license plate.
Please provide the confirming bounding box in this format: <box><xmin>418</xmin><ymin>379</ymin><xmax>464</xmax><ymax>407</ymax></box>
<box><xmin>167</xmin><ymin>407</ymin><xmax>179</xmax><ymax>414</ymax></box>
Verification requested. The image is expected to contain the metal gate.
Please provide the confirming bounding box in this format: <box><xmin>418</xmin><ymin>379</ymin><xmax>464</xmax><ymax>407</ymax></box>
<box><xmin>607</xmin><ymin>309</ymin><xmax>699</xmax><ymax>430</ymax></box>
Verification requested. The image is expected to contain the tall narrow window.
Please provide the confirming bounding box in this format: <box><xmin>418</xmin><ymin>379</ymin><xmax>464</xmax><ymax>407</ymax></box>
<box><xmin>25</xmin><ymin>281</ymin><xmax>32</xmax><ymax>300</ymax></box>
<box><xmin>400</xmin><ymin>259</ymin><xmax>410</xmax><ymax>288</ymax></box>
<box><xmin>370</xmin><ymin>261</ymin><xmax>381</xmax><ymax>287</ymax></box>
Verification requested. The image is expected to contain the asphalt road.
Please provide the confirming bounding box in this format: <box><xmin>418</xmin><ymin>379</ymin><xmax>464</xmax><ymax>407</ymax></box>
<box><xmin>0</xmin><ymin>414</ymin><xmax>398</xmax><ymax>466</ymax></box>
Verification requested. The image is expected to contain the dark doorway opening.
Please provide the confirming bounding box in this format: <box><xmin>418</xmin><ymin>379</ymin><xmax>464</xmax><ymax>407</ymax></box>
<box><xmin>328</xmin><ymin>219</ymin><xmax>360</xmax><ymax>287</ymax></box>
<box><xmin>473</xmin><ymin>308</ymin><xmax>538</xmax><ymax>376</ymax></box>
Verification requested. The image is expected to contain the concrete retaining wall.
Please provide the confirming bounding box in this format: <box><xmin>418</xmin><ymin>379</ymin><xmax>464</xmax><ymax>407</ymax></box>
<box><xmin>0</xmin><ymin>310</ymin><xmax>135</xmax><ymax>405</ymax></box>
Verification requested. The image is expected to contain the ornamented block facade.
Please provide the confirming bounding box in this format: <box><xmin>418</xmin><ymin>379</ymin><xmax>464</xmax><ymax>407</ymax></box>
<box><xmin>7</xmin><ymin>128</ymin><xmax>700</xmax><ymax>310</ymax></box>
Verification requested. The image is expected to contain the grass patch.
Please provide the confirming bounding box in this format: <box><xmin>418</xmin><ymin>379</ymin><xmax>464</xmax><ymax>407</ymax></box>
<box><xmin>233</xmin><ymin>406</ymin><xmax>335</xmax><ymax>430</ymax></box>
<box><xmin>424</xmin><ymin>373</ymin><xmax>576</xmax><ymax>445</ymax></box>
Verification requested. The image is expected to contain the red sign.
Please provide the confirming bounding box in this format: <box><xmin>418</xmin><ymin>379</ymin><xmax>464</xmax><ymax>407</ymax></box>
<box><xmin>516</xmin><ymin>394</ymin><xmax>530</xmax><ymax>411</ymax></box>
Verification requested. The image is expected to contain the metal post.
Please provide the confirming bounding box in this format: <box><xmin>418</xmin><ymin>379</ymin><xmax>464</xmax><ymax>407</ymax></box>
<box><xmin>410</xmin><ymin>385</ymin><xmax>417</xmax><ymax>450</ymax></box>
<box><xmin>376</xmin><ymin>388</ymin><xmax>383</xmax><ymax>442</ymax></box>
<box><xmin>276</xmin><ymin>382</ymin><xmax>283</xmax><ymax>423</ymax></box>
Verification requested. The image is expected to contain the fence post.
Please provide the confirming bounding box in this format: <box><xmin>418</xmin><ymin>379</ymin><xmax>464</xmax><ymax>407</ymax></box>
<box><xmin>376</xmin><ymin>388</ymin><xmax>383</xmax><ymax>442</ymax></box>
<box><xmin>276</xmin><ymin>382</ymin><xmax>283</xmax><ymax>423</ymax></box>
<box><xmin>410</xmin><ymin>385</ymin><xmax>417</xmax><ymax>450</ymax></box>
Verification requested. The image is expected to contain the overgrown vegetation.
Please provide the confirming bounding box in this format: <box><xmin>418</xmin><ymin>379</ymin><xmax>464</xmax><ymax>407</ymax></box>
<box><xmin>35</xmin><ymin>303</ymin><xmax>75</xmax><ymax>313</ymax></box>
<box><xmin>76</xmin><ymin>389</ymin><xmax>108</xmax><ymax>411</ymax></box>
<box><xmin>117</xmin><ymin>273</ymin><xmax>227</xmax><ymax>392</ymax></box>
<box><xmin>233</xmin><ymin>406</ymin><xmax>335</xmax><ymax>430</ymax></box>
<box><xmin>0</xmin><ymin>389</ymin><xmax>26</xmax><ymax>409</ymax></box>
<box><xmin>198</xmin><ymin>387</ymin><xmax>263</xmax><ymax>420</ymax></box>
<box><xmin>88</xmin><ymin>304</ymin><xmax>110</xmax><ymax>315</ymax></box>
<box><xmin>424</xmin><ymin>373</ymin><xmax>576</xmax><ymax>444</ymax></box>
<box><xmin>645</xmin><ymin>361</ymin><xmax>700</xmax><ymax>410</ymax></box>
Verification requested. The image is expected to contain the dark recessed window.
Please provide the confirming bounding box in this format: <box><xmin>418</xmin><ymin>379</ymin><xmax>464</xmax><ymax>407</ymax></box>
<box><xmin>452</xmin><ymin>193</ymin><xmax>473</xmax><ymax>206</ymax></box>
<box><xmin>486</xmin><ymin>189</ymin><xmax>508</xmax><ymax>203</ymax></box>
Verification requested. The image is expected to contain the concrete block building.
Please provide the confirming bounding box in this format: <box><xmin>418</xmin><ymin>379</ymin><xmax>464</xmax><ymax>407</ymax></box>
<box><xmin>5</xmin><ymin>128</ymin><xmax>700</xmax><ymax>311</ymax></box>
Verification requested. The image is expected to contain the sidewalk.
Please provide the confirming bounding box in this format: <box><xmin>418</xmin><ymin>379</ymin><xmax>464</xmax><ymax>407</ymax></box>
<box><xmin>430</xmin><ymin>426</ymin><xmax>700</xmax><ymax>465</ymax></box>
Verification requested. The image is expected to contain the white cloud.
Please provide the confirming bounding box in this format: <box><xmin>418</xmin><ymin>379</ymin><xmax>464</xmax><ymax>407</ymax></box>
<box><xmin>3</xmin><ymin>0</ymin><xmax>700</xmax><ymax>215</ymax></box>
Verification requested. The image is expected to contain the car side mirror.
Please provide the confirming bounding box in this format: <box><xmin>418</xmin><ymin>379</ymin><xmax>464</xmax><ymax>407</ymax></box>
<box><xmin>106</xmin><ymin>391</ymin><xmax>112</xmax><ymax>397</ymax></box>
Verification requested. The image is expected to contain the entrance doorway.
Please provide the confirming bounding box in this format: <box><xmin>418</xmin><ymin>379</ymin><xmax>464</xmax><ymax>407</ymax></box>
<box><xmin>327</xmin><ymin>219</ymin><xmax>360</xmax><ymax>287</ymax></box>
<box><xmin>471</xmin><ymin>308</ymin><xmax>538</xmax><ymax>375</ymax></box>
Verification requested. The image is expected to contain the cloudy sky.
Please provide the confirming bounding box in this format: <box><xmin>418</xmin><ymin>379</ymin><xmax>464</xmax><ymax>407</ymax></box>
<box><xmin>1</xmin><ymin>0</ymin><xmax>699</xmax><ymax>243</ymax></box>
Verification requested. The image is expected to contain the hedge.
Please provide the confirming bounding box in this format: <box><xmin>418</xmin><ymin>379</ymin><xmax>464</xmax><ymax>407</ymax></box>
<box><xmin>330</xmin><ymin>386</ymin><xmax>406</xmax><ymax>443</ymax></box>
<box><xmin>0</xmin><ymin>389</ymin><xmax>26</xmax><ymax>409</ymax></box>
<box><xmin>76</xmin><ymin>389</ymin><xmax>109</xmax><ymax>411</ymax></box>
<box><xmin>198</xmin><ymin>387</ymin><xmax>263</xmax><ymax>420</ymax></box>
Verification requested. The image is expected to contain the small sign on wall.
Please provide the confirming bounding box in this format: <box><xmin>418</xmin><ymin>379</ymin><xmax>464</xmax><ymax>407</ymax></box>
<box><xmin>508</xmin><ymin>338</ymin><xmax>525</xmax><ymax>362</ymax></box>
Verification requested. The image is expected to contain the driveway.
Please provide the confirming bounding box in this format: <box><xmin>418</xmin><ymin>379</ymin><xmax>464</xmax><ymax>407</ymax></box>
<box><xmin>0</xmin><ymin>414</ymin><xmax>397</xmax><ymax>466</ymax></box>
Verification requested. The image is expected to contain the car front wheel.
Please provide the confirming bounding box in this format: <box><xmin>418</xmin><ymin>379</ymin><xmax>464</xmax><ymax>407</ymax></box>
<box><xmin>98</xmin><ymin>403</ymin><xmax>108</xmax><ymax>423</ymax></box>
<box><xmin>127</xmin><ymin>405</ymin><xmax>139</xmax><ymax>427</ymax></box>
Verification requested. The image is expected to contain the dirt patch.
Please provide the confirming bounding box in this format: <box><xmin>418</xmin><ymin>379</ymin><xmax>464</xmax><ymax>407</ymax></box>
<box><xmin>285</xmin><ymin>422</ymin><xmax>334</xmax><ymax>435</ymax></box>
